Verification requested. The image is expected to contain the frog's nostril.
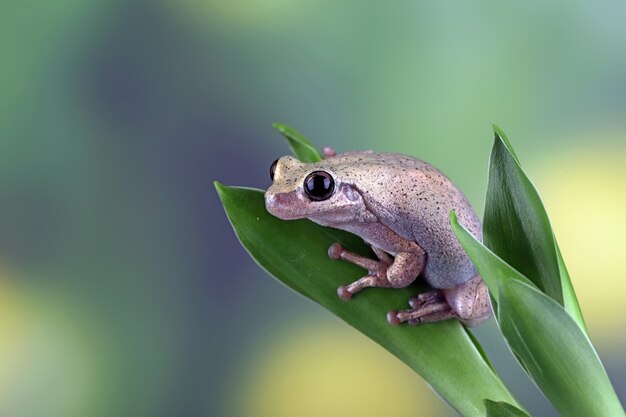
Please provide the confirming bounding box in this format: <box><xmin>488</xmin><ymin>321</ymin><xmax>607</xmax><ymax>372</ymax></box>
<box><xmin>273</xmin><ymin>193</ymin><xmax>290</xmax><ymax>204</ymax></box>
<box><xmin>265</xmin><ymin>192</ymin><xmax>301</xmax><ymax>220</ymax></box>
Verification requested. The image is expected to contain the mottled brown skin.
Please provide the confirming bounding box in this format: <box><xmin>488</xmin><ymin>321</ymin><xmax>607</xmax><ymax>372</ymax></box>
<box><xmin>265</xmin><ymin>151</ymin><xmax>492</xmax><ymax>326</ymax></box>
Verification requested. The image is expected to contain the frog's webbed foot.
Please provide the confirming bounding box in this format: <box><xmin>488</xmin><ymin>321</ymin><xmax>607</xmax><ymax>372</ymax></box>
<box><xmin>328</xmin><ymin>243</ymin><xmax>390</xmax><ymax>300</ymax></box>
<box><xmin>387</xmin><ymin>290</ymin><xmax>456</xmax><ymax>326</ymax></box>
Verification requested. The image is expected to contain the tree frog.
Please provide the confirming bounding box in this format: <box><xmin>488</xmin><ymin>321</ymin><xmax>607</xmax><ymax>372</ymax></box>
<box><xmin>265</xmin><ymin>148</ymin><xmax>491</xmax><ymax>326</ymax></box>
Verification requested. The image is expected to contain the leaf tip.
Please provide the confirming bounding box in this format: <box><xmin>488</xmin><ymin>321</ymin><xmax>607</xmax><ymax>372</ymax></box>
<box><xmin>272</xmin><ymin>122</ymin><xmax>288</xmax><ymax>133</ymax></box>
<box><xmin>491</xmin><ymin>124</ymin><xmax>519</xmax><ymax>162</ymax></box>
<box><xmin>449</xmin><ymin>209</ymin><xmax>458</xmax><ymax>225</ymax></box>
<box><xmin>214</xmin><ymin>181</ymin><xmax>229</xmax><ymax>200</ymax></box>
<box><xmin>492</xmin><ymin>124</ymin><xmax>505</xmax><ymax>138</ymax></box>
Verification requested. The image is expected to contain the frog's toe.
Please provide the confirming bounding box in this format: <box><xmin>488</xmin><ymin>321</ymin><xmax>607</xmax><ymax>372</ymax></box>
<box><xmin>337</xmin><ymin>285</ymin><xmax>352</xmax><ymax>300</ymax></box>
<box><xmin>389</xmin><ymin>300</ymin><xmax>456</xmax><ymax>326</ymax></box>
<box><xmin>322</xmin><ymin>147</ymin><xmax>336</xmax><ymax>158</ymax></box>
<box><xmin>328</xmin><ymin>243</ymin><xmax>344</xmax><ymax>259</ymax></box>
<box><xmin>408</xmin><ymin>290</ymin><xmax>445</xmax><ymax>308</ymax></box>
<box><xmin>387</xmin><ymin>310</ymin><xmax>401</xmax><ymax>326</ymax></box>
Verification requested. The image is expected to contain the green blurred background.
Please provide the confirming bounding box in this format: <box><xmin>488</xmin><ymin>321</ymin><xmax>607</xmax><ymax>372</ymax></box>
<box><xmin>1</xmin><ymin>1</ymin><xmax>625</xmax><ymax>416</ymax></box>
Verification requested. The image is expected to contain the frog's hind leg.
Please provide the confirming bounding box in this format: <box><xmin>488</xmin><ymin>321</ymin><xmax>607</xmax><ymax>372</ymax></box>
<box><xmin>387</xmin><ymin>290</ymin><xmax>455</xmax><ymax>326</ymax></box>
<box><xmin>442</xmin><ymin>275</ymin><xmax>492</xmax><ymax>327</ymax></box>
<box><xmin>388</xmin><ymin>276</ymin><xmax>492</xmax><ymax>326</ymax></box>
<box><xmin>407</xmin><ymin>290</ymin><xmax>445</xmax><ymax>308</ymax></box>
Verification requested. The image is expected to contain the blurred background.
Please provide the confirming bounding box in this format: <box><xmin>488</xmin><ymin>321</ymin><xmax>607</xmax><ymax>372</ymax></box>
<box><xmin>1</xmin><ymin>1</ymin><xmax>625</xmax><ymax>416</ymax></box>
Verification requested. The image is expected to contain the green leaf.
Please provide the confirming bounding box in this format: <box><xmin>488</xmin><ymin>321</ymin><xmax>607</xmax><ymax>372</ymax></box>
<box><xmin>484</xmin><ymin>400</ymin><xmax>530</xmax><ymax>417</ymax></box>
<box><xmin>215</xmin><ymin>183</ymin><xmax>520</xmax><ymax>417</ymax></box>
<box><xmin>556</xmin><ymin>241</ymin><xmax>587</xmax><ymax>331</ymax></box>
<box><xmin>491</xmin><ymin>124</ymin><xmax>519</xmax><ymax>162</ymax></box>
<box><xmin>483</xmin><ymin>127</ymin><xmax>585</xmax><ymax>329</ymax></box>
<box><xmin>453</xmin><ymin>132</ymin><xmax>623</xmax><ymax>417</ymax></box>
<box><xmin>449</xmin><ymin>211</ymin><xmax>531</xmax><ymax>374</ymax></box>
<box><xmin>464</xmin><ymin>326</ymin><xmax>494</xmax><ymax>372</ymax></box>
<box><xmin>450</xmin><ymin>210</ymin><xmax>535</xmax><ymax>308</ymax></box>
<box><xmin>272</xmin><ymin>123</ymin><xmax>323</xmax><ymax>163</ymax></box>
<box><xmin>498</xmin><ymin>279</ymin><xmax>625</xmax><ymax>417</ymax></box>
<box><xmin>453</xmin><ymin>211</ymin><xmax>624</xmax><ymax>416</ymax></box>
<box><xmin>483</xmin><ymin>127</ymin><xmax>562</xmax><ymax>304</ymax></box>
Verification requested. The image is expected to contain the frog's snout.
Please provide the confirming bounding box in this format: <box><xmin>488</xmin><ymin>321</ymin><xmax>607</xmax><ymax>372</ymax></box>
<box><xmin>265</xmin><ymin>190</ymin><xmax>301</xmax><ymax>220</ymax></box>
<box><xmin>265</xmin><ymin>191</ymin><xmax>287</xmax><ymax>210</ymax></box>
<box><xmin>264</xmin><ymin>192</ymin><xmax>279</xmax><ymax>214</ymax></box>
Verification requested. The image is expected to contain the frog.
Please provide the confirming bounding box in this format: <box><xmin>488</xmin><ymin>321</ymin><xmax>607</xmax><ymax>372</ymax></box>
<box><xmin>264</xmin><ymin>147</ymin><xmax>491</xmax><ymax>326</ymax></box>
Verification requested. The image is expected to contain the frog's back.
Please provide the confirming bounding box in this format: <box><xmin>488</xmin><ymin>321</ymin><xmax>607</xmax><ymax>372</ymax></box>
<box><xmin>334</xmin><ymin>151</ymin><xmax>482</xmax><ymax>289</ymax></box>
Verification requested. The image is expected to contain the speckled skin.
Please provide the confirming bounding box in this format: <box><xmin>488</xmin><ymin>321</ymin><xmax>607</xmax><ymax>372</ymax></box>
<box><xmin>265</xmin><ymin>151</ymin><xmax>491</xmax><ymax>326</ymax></box>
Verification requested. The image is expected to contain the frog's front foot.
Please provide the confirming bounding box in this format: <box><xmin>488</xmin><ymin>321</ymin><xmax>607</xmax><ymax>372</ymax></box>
<box><xmin>328</xmin><ymin>243</ymin><xmax>390</xmax><ymax>300</ymax></box>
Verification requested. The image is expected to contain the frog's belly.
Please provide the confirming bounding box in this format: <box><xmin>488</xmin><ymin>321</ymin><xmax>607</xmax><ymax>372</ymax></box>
<box><xmin>400</xmin><ymin>213</ymin><xmax>481</xmax><ymax>289</ymax></box>
<box><xmin>421</xmin><ymin>248</ymin><xmax>477</xmax><ymax>289</ymax></box>
<box><xmin>399</xmin><ymin>207</ymin><xmax>481</xmax><ymax>289</ymax></box>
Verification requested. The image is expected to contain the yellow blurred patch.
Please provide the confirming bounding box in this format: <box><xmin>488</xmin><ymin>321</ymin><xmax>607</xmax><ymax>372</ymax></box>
<box><xmin>532</xmin><ymin>145</ymin><xmax>626</xmax><ymax>342</ymax></box>
<box><xmin>235</xmin><ymin>318</ymin><xmax>443</xmax><ymax>417</ymax></box>
<box><xmin>0</xmin><ymin>273</ymin><xmax>100</xmax><ymax>417</ymax></box>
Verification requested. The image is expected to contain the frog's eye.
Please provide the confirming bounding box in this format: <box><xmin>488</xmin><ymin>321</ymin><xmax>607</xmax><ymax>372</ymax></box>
<box><xmin>303</xmin><ymin>171</ymin><xmax>335</xmax><ymax>201</ymax></box>
<box><xmin>269</xmin><ymin>159</ymin><xmax>279</xmax><ymax>181</ymax></box>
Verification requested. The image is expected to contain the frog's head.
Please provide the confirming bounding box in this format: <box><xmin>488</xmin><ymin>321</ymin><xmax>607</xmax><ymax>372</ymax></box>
<box><xmin>265</xmin><ymin>155</ymin><xmax>364</xmax><ymax>224</ymax></box>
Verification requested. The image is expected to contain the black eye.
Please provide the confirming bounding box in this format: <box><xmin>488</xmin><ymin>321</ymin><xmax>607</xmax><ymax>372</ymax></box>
<box><xmin>304</xmin><ymin>171</ymin><xmax>335</xmax><ymax>201</ymax></box>
<box><xmin>270</xmin><ymin>159</ymin><xmax>278</xmax><ymax>181</ymax></box>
